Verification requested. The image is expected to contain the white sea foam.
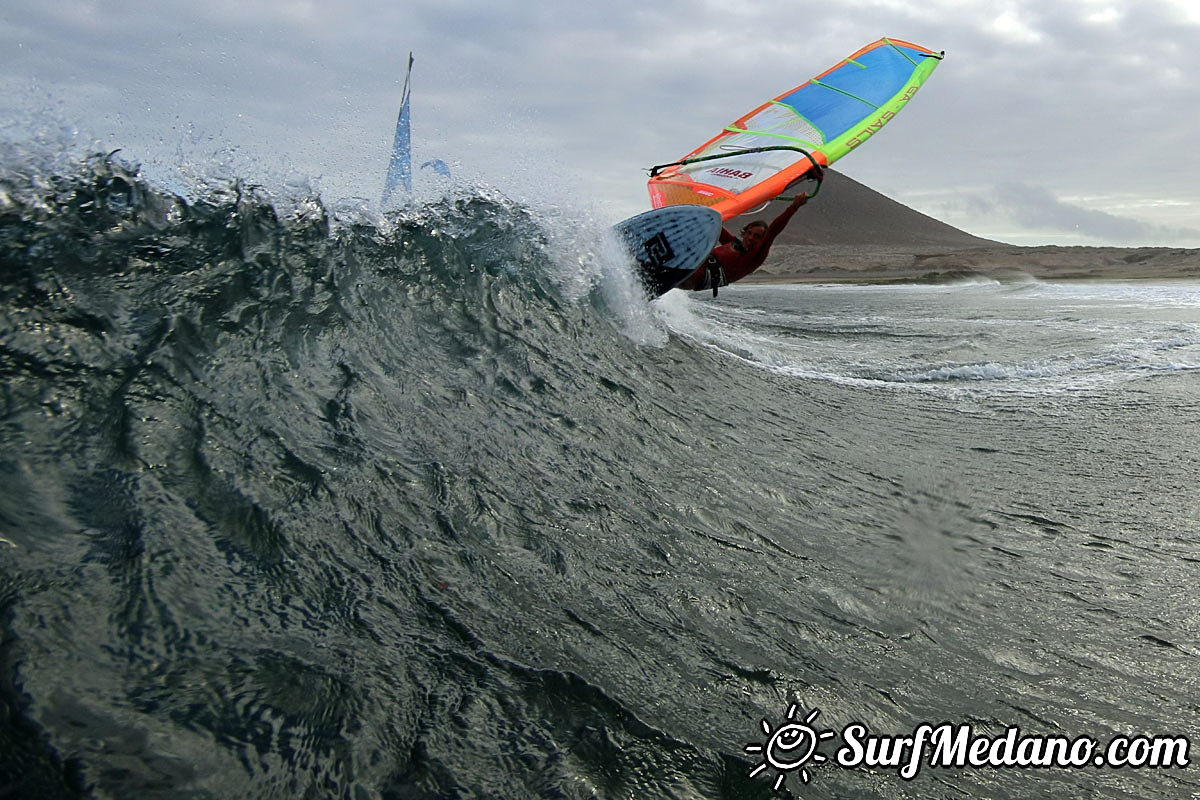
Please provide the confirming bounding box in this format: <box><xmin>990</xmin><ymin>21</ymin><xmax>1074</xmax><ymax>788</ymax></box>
<box><xmin>661</xmin><ymin>281</ymin><xmax>1200</xmax><ymax>395</ymax></box>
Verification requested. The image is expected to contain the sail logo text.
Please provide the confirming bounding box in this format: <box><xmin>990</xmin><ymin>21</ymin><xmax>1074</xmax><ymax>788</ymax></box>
<box><xmin>708</xmin><ymin>167</ymin><xmax>754</xmax><ymax>180</ymax></box>
<box><xmin>845</xmin><ymin>86</ymin><xmax>920</xmax><ymax>150</ymax></box>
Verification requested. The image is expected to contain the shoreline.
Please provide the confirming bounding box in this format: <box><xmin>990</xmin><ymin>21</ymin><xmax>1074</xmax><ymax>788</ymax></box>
<box><xmin>740</xmin><ymin>244</ymin><xmax>1200</xmax><ymax>285</ymax></box>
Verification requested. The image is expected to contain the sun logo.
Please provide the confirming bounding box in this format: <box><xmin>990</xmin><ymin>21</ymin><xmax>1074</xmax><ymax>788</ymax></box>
<box><xmin>745</xmin><ymin>702</ymin><xmax>836</xmax><ymax>792</ymax></box>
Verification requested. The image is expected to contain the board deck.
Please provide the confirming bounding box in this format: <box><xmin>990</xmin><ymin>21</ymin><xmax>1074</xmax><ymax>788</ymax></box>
<box><xmin>613</xmin><ymin>205</ymin><xmax>722</xmax><ymax>298</ymax></box>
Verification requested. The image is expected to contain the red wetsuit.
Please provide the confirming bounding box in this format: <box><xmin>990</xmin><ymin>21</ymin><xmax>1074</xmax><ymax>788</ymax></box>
<box><xmin>675</xmin><ymin>198</ymin><xmax>804</xmax><ymax>292</ymax></box>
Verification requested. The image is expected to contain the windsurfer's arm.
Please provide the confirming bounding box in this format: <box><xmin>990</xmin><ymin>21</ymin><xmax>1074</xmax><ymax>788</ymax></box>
<box><xmin>724</xmin><ymin>193</ymin><xmax>809</xmax><ymax>283</ymax></box>
<box><xmin>684</xmin><ymin>194</ymin><xmax>810</xmax><ymax>290</ymax></box>
<box><xmin>765</xmin><ymin>192</ymin><xmax>808</xmax><ymax>239</ymax></box>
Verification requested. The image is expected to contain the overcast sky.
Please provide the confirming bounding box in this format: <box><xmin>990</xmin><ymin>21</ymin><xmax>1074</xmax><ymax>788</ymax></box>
<box><xmin>3</xmin><ymin>0</ymin><xmax>1199</xmax><ymax>246</ymax></box>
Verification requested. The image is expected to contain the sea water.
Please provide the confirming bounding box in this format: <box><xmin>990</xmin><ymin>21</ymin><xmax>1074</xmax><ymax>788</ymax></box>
<box><xmin>2</xmin><ymin>155</ymin><xmax>1198</xmax><ymax>799</ymax></box>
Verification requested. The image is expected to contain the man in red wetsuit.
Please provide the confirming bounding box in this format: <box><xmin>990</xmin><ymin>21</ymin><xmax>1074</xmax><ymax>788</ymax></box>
<box><xmin>675</xmin><ymin>192</ymin><xmax>809</xmax><ymax>296</ymax></box>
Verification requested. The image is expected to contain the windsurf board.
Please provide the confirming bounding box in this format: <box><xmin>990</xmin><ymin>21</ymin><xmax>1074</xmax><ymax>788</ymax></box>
<box><xmin>613</xmin><ymin>205</ymin><xmax>722</xmax><ymax>298</ymax></box>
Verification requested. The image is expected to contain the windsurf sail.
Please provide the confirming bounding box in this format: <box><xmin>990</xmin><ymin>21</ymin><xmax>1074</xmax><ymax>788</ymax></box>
<box><xmin>382</xmin><ymin>53</ymin><xmax>415</xmax><ymax>206</ymax></box>
<box><xmin>647</xmin><ymin>38</ymin><xmax>944</xmax><ymax>220</ymax></box>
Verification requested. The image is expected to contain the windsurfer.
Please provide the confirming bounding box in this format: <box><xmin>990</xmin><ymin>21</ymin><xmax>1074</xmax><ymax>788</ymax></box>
<box><xmin>675</xmin><ymin>192</ymin><xmax>809</xmax><ymax>295</ymax></box>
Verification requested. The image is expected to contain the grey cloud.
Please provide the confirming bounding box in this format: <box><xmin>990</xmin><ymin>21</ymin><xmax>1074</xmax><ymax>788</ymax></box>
<box><xmin>987</xmin><ymin>181</ymin><xmax>1200</xmax><ymax>244</ymax></box>
<box><xmin>2</xmin><ymin>0</ymin><xmax>1198</xmax><ymax>245</ymax></box>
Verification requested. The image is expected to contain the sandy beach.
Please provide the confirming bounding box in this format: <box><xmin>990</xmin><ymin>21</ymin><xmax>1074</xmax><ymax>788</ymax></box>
<box><xmin>746</xmin><ymin>243</ymin><xmax>1200</xmax><ymax>285</ymax></box>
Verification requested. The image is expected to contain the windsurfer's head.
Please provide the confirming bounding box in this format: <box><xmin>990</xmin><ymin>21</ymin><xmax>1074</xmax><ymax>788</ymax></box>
<box><xmin>740</xmin><ymin>221</ymin><xmax>768</xmax><ymax>250</ymax></box>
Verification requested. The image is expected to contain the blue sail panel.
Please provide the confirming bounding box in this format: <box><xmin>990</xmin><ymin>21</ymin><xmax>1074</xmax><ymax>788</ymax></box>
<box><xmin>382</xmin><ymin>54</ymin><xmax>414</xmax><ymax>205</ymax></box>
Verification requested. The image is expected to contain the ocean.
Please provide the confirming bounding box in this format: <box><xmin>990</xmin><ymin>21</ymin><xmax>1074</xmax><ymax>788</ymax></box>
<box><xmin>2</xmin><ymin>155</ymin><xmax>1198</xmax><ymax>799</ymax></box>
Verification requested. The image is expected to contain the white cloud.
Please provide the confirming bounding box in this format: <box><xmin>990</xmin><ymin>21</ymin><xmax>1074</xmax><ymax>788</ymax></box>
<box><xmin>990</xmin><ymin>8</ymin><xmax>1045</xmax><ymax>44</ymax></box>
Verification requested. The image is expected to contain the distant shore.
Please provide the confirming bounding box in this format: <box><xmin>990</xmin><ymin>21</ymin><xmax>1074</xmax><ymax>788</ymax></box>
<box><xmin>742</xmin><ymin>244</ymin><xmax>1200</xmax><ymax>285</ymax></box>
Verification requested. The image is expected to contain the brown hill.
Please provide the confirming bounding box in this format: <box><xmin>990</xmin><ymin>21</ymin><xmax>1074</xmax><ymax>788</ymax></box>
<box><xmin>731</xmin><ymin>169</ymin><xmax>996</xmax><ymax>248</ymax></box>
<box><xmin>733</xmin><ymin>170</ymin><xmax>1200</xmax><ymax>283</ymax></box>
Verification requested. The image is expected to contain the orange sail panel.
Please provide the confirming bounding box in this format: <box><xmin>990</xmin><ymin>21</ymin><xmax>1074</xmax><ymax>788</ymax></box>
<box><xmin>648</xmin><ymin>38</ymin><xmax>943</xmax><ymax>220</ymax></box>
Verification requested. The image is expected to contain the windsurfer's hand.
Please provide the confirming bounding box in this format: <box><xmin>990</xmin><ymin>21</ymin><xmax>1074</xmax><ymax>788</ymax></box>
<box><xmin>792</xmin><ymin>192</ymin><xmax>808</xmax><ymax>208</ymax></box>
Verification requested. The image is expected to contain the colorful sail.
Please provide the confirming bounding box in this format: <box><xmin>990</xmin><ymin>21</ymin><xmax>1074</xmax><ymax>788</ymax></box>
<box><xmin>648</xmin><ymin>38</ymin><xmax>943</xmax><ymax>220</ymax></box>
<box><xmin>382</xmin><ymin>53</ymin><xmax>415</xmax><ymax>206</ymax></box>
